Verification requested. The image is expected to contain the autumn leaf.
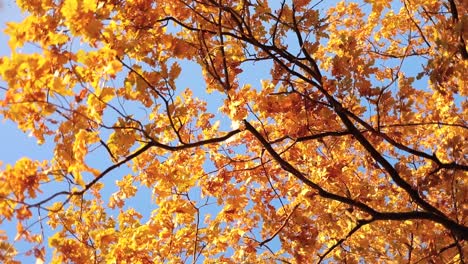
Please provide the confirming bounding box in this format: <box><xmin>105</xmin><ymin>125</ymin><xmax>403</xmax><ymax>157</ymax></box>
<box><xmin>0</xmin><ymin>0</ymin><xmax>467</xmax><ymax>263</ymax></box>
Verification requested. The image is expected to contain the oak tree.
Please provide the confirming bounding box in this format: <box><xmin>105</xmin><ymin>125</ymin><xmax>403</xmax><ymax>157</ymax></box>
<box><xmin>0</xmin><ymin>0</ymin><xmax>467</xmax><ymax>263</ymax></box>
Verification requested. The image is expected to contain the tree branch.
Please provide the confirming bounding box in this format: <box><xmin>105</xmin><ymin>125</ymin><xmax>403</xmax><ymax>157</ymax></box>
<box><xmin>259</xmin><ymin>203</ymin><xmax>300</xmax><ymax>247</ymax></box>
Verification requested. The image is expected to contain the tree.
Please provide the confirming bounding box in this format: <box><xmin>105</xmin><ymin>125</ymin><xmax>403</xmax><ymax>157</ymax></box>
<box><xmin>0</xmin><ymin>0</ymin><xmax>467</xmax><ymax>263</ymax></box>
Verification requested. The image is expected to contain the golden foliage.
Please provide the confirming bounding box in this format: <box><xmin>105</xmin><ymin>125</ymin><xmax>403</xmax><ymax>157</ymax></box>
<box><xmin>0</xmin><ymin>0</ymin><xmax>467</xmax><ymax>263</ymax></box>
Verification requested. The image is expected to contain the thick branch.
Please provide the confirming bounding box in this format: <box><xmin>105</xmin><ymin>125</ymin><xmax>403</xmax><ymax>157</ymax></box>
<box><xmin>447</xmin><ymin>0</ymin><xmax>468</xmax><ymax>59</ymax></box>
<box><xmin>28</xmin><ymin>129</ymin><xmax>241</xmax><ymax>208</ymax></box>
<box><xmin>343</xmin><ymin>109</ymin><xmax>468</xmax><ymax>171</ymax></box>
<box><xmin>244</xmin><ymin>120</ymin><xmax>468</xmax><ymax>240</ymax></box>
<box><xmin>259</xmin><ymin>203</ymin><xmax>300</xmax><ymax>247</ymax></box>
<box><xmin>318</xmin><ymin>219</ymin><xmax>373</xmax><ymax>263</ymax></box>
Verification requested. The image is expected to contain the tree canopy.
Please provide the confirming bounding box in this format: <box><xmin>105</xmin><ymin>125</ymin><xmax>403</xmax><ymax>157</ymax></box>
<box><xmin>0</xmin><ymin>0</ymin><xmax>467</xmax><ymax>263</ymax></box>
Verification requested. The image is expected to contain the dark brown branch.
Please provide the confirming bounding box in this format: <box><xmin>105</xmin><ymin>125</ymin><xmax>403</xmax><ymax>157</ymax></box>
<box><xmin>99</xmin><ymin>139</ymin><xmax>117</xmax><ymax>163</ymax></box>
<box><xmin>117</xmin><ymin>57</ymin><xmax>188</xmax><ymax>144</ymax></box>
<box><xmin>197</xmin><ymin>1</ymin><xmax>468</xmax><ymax>231</ymax></box>
<box><xmin>413</xmin><ymin>242</ymin><xmax>458</xmax><ymax>263</ymax></box>
<box><xmin>217</xmin><ymin>0</ymin><xmax>232</xmax><ymax>91</ymax></box>
<box><xmin>318</xmin><ymin>218</ymin><xmax>373</xmax><ymax>263</ymax></box>
<box><xmin>447</xmin><ymin>0</ymin><xmax>468</xmax><ymax>59</ymax></box>
<box><xmin>244</xmin><ymin>120</ymin><xmax>468</xmax><ymax>240</ymax></box>
<box><xmin>259</xmin><ymin>203</ymin><xmax>300</xmax><ymax>247</ymax></box>
<box><xmin>244</xmin><ymin>120</ymin><xmax>375</xmax><ymax>214</ymax></box>
<box><xmin>27</xmin><ymin>191</ymin><xmax>71</xmax><ymax>209</ymax></box>
<box><xmin>28</xmin><ymin>129</ymin><xmax>241</xmax><ymax>208</ymax></box>
<box><xmin>269</xmin><ymin>130</ymin><xmax>351</xmax><ymax>144</ymax></box>
<box><xmin>380</xmin><ymin>121</ymin><xmax>468</xmax><ymax>130</ymax></box>
<box><xmin>403</xmin><ymin>0</ymin><xmax>431</xmax><ymax>48</ymax></box>
<box><xmin>291</xmin><ymin>4</ymin><xmax>321</xmax><ymax>81</ymax></box>
<box><xmin>156</xmin><ymin>15</ymin><xmax>324</xmax><ymax>89</ymax></box>
<box><xmin>344</xmin><ymin>109</ymin><xmax>468</xmax><ymax>171</ymax></box>
<box><xmin>331</xmin><ymin>104</ymin><xmax>468</xmax><ymax>239</ymax></box>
